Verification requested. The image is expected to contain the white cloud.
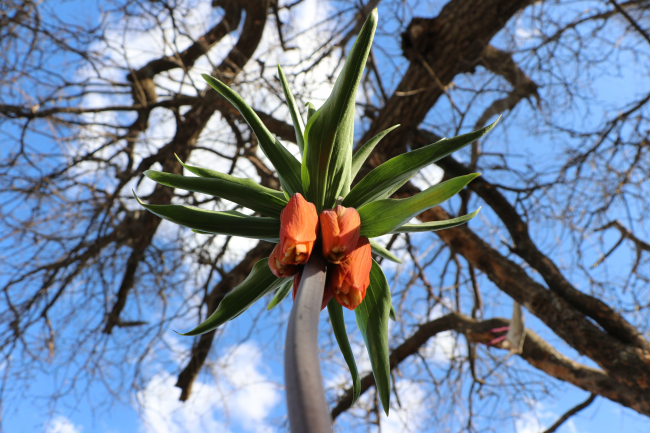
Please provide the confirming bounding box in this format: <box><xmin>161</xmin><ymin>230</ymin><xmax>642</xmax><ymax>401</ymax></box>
<box><xmin>515</xmin><ymin>410</ymin><xmax>544</xmax><ymax>433</ymax></box>
<box><xmin>137</xmin><ymin>342</ymin><xmax>280</xmax><ymax>433</ymax></box>
<box><xmin>215</xmin><ymin>343</ymin><xmax>281</xmax><ymax>432</ymax></box>
<box><xmin>44</xmin><ymin>415</ymin><xmax>82</xmax><ymax>433</ymax></box>
<box><xmin>380</xmin><ymin>380</ymin><xmax>427</xmax><ymax>433</ymax></box>
<box><xmin>409</xmin><ymin>163</ymin><xmax>444</xmax><ymax>191</ymax></box>
<box><xmin>421</xmin><ymin>330</ymin><xmax>460</xmax><ymax>362</ymax></box>
<box><xmin>514</xmin><ymin>400</ymin><xmax>585</xmax><ymax>433</ymax></box>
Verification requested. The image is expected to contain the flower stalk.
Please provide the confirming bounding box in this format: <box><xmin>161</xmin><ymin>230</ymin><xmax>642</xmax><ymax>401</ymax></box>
<box><xmin>284</xmin><ymin>252</ymin><xmax>333</xmax><ymax>433</ymax></box>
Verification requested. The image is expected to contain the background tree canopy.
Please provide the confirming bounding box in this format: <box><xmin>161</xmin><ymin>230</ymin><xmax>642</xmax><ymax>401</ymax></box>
<box><xmin>1</xmin><ymin>0</ymin><xmax>650</xmax><ymax>431</ymax></box>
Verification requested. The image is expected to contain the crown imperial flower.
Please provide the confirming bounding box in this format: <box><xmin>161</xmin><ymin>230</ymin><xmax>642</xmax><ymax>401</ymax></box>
<box><xmin>279</xmin><ymin>193</ymin><xmax>319</xmax><ymax>265</ymax></box>
<box><xmin>268</xmin><ymin>243</ymin><xmax>301</xmax><ymax>278</ymax></box>
<box><xmin>140</xmin><ymin>10</ymin><xmax>490</xmax><ymax>417</ymax></box>
<box><xmin>329</xmin><ymin>237</ymin><xmax>372</xmax><ymax>310</ymax></box>
<box><xmin>320</xmin><ymin>205</ymin><xmax>361</xmax><ymax>264</ymax></box>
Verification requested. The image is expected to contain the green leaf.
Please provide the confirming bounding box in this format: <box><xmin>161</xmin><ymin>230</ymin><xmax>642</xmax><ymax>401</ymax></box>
<box><xmin>392</xmin><ymin>207</ymin><xmax>481</xmax><ymax>233</ymax></box>
<box><xmin>351</xmin><ymin>125</ymin><xmax>400</xmax><ymax>179</ymax></box>
<box><xmin>201</xmin><ymin>74</ymin><xmax>303</xmax><ymax>196</ymax></box>
<box><xmin>144</xmin><ymin>170</ymin><xmax>288</xmax><ymax>218</ymax></box>
<box><xmin>134</xmin><ymin>192</ymin><xmax>280</xmax><ymax>242</ymax></box>
<box><xmin>327</xmin><ymin>299</ymin><xmax>361</xmax><ymax>404</ymax></box>
<box><xmin>267</xmin><ymin>277</ymin><xmax>294</xmax><ymax>311</ymax></box>
<box><xmin>355</xmin><ymin>259</ymin><xmax>391</xmax><ymax>415</ymax></box>
<box><xmin>359</xmin><ymin>173</ymin><xmax>480</xmax><ymax>238</ymax></box>
<box><xmin>369</xmin><ymin>238</ymin><xmax>402</xmax><ymax>264</ymax></box>
<box><xmin>344</xmin><ymin>119</ymin><xmax>498</xmax><ymax>209</ymax></box>
<box><xmin>277</xmin><ymin>65</ymin><xmax>305</xmax><ymax>155</ymax></box>
<box><xmin>180</xmin><ymin>259</ymin><xmax>285</xmax><ymax>335</ymax></box>
<box><xmin>305</xmin><ymin>102</ymin><xmax>316</xmax><ymax>122</ymax></box>
<box><xmin>302</xmin><ymin>10</ymin><xmax>378</xmax><ymax>212</ymax></box>
<box><xmin>389</xmin><ymin>304</ymin><xmax>397</xmax><ymax>321</ymax></box>
<box><xmin>175</xmin><ymin>155</ymin><xmax>286</xmax><ymax>200</ymax></box>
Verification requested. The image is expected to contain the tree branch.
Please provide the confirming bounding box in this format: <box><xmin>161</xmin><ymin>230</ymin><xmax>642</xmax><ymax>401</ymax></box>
<box><xmin>540</xmin><ymin>393</ymin><xmax>596</xmax><ymax>433</ymax></box>
<box><xmin>331</xmin><ymin>313</ymin><xmax>649</xmax><ymax>419</ymax></box>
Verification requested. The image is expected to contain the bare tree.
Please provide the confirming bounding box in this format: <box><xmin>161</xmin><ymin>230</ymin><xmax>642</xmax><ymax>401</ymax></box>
<box><xmin>2</xmin><ymin>0</ymin><xmax>650</xmax><ymax>431</ymax></box>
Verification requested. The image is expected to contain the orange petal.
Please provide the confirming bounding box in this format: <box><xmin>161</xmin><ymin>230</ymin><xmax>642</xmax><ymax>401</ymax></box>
<box><xmin>331</xmin><ymin>237</ymin><xmax>371</xmax><ymax>310</ymax></box>
<box><xmin>280</xmin><ymin>193</ymin><xmax>318</xmax><ymax>265</ymax></box>
<box><xmin>320</xmin><ymin>205</ymin><xmax>360</xmax><ymax>264</ymax></box>
<box><xmin>335</xmin><ymin>206</ymin><xmax>360</xmax><ymax>258</ymax></box>
<box><xmin>333</xmin><ymin>286</ymin><xmax>366</xmax><ymax>310</ymax></box>
<box><xmin>320</xmin><ymin>209</ymin><xmax>340</xmax><ymax>261</ymax></box>
<box><xmin>269</xmin><ymin>243</ymin><xmax>299</xmax><ymax>278</ymax></box>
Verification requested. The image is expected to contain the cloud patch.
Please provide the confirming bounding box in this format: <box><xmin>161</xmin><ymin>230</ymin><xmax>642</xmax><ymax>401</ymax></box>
<box><xmin>137</xmin><ymin>342</ymin><xmax>280</xmax><ymax>433</ymax></box>
<box><xmin>44</xmin><ymin>415</ymin><xmax>82</xmax><ymax>433</ymax></box>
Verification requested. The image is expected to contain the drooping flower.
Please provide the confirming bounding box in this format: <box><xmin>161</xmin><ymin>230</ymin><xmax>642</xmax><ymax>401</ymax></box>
<box><xmin>320</xmin><ymin>205</ymin><xmax>361</xmax><ymax>264</ymax></box>
<box><xmin>329</xmin><ymin>237</ymin><xmax>372</xmax><ymax>310</ymax></box>
<box><xmin>292</xmin><ymin>268</ymin><xmax>333</xmax><ymax>311</ymax></box>
<box><xmin>268</xmin><ymin>242</ymin><xmax>300</xmax><ymax>278</ymax></box>
<box><xmin>279</xmin><ymin>193</ymin><xmax>319</xmax><ymax>265</ymax></box>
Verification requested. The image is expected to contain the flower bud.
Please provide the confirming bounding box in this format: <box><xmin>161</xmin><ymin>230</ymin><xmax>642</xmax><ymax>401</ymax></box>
<box><xmin>320</xmin><ymin>205</ymin><xmax>361</xmax><ymax>264</ymax></box>
<box><xmin>268</xmin><ymin>243</ymin><xmax>300</xmax><ymax>278</ymax></box>
<box><xmin>330</xmin><ymin>237</ymin><xmax>372</xmax><ymax>310</ymax></box>
<box><xmin>280</xmin><ymin>193</ymin><xmax>319</xmax><ymax>265</ymax></box>
<box><xmin>292</xmin><ymin>268</ymin><xmax>333</xmax><ymax>311</ymax></box>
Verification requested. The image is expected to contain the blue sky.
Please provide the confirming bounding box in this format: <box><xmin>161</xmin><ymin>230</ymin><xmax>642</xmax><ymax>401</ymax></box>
<box><xmin>2</xmin><ymin>0</ymin><xmax>650</xmax><ymax>432</ymax></box>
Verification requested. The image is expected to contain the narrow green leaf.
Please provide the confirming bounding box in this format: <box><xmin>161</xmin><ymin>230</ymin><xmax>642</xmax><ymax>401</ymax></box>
<box><xmin>328</xmin><ymin>299</ymin><xmax>361</xmax><ymax>404</ymax></box>
<box><xmin>267</xmin><ymin>278</ymin><xmax>294</xmax><ymax>311</ymax></box>
<box><xmin>306</xmin><ymin>102</ymin><xmax>316</xmax><ymax>122</ymax></box>
<box><xmin>180</xmin><ymin>259</ymin><xmax>285</xmax><ymax>335</ymax></box>
<box><xmin>175</xmin><ymin>155</ymin><xmax>286</xmax><ymax>200</ymax></box>
<box><xmin>344</xmin><ymin>119</ymin><xmax>498</xmax><ymax>209</ymax></box>
<box><xmin>359</xmin><ymin>173</ymin><xmax>480</xmax><ymax>238</ymax></box>
<box><xmin>302</xmin><ymin>10</ymin><xmax>378</xmax><ymax>212</ymax></box>
<box><xmin>351</xmin><ymin>125</ymin><xmax>400</xmax><ymax>179</ymax></box>
<box><xmin>144</xmin><ymin>170</ymin><xmax>287</xmax><ymax>218</ymax></box>
<box><xmin>134</xmin><ymin>192</ymin><xmax>280</xmax><ymax>242</ymax></box>
<box><xmin>392</xmin><ymin>208</ymin><xmax>481</xmax><ymax>233</ymax></box>
<box><xmin>278</xmin><ymin>65</ymin><xmax>305</xmax><ymax>155</ymax></box>
<box><xmin>369</xmin><ymin>238</ymin><xmax>402</xmax><ymax>264</ymax></box>
<box><xmin>389</xmin><ymin>304</ymin><xmax>397</xmax><ymax>321</ymax></box>
<box><xmin>201</xmin><ymin>74</ymin><xmax>303</xmax><ymax>196</ymax></box>
<box><xmin>355</xmin><ymin>259</ymin><xmax>391</xmax><ymax>415</ymax></box>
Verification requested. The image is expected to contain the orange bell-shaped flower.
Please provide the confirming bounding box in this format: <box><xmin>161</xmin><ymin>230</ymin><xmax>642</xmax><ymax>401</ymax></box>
<box><xmin>268</xmin><ymin>243</ymin><xmax>300</xmax><ymax>278</ymax></box>
<box><xmin>320</xmin><ymin>205</ymin><xmax>361</xmax><ymax>264</ymax></box>
<box><xmin>279</xmin><ymin>193</ymin><xmax>319</xmax><ymax>265</ymax></box>
<box><xmin>330</xmin><ymin>237</ymin><xmax>372</xmax><ymax>310</ymax></box>
<box><xmin>292</xmin><ymin>268</ymin><xmax>333</xmax><ymax>311</ymax></box>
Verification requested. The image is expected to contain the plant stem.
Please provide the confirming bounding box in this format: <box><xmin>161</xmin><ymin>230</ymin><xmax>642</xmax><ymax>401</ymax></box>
<box><xmin>284</xmin><ymin>252</ymin><xmax>332</xmax><ymax>432</ymax></box>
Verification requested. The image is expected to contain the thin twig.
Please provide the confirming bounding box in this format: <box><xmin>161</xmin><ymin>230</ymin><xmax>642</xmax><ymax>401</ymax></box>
<box><xmin>540</xmin><ymin>394</ymin><xmax>596</xmax><ymax>433</ymax></box>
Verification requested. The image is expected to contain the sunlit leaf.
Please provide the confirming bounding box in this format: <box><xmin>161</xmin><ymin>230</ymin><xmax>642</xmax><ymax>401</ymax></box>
<box><xmin>134</xmin><ymin>192</ymin><xmax>280</xmax><ymax>242</ymax></box>
<box><xmin>302</xmin><ymin>10</ymin><xmax>378</xmax><ymax>212</ymax></box>
<box><xmin>267</xmin><ymin>277</ymin><xmax>294</xmax><ymax>311</ymax></box>
<box><xmin>144</xmin><ymin>170</ymin><xmax>287</xmax><ymax>218</ymax></box>
<box><xmin>278</xmin><ymin>65</ymin><xmax>305</xmax><ymax>155</ymax></box>
<box><xmin>389</xmin><ymin>304</ymin><xmax>397</xmax><ymax>321</ymax></box>
<box><xmin>355</xmin><ymin>259</ymin><xmax>391</xmax><ymax>415</ymax></box>
<box><xmin>344</xmin><ymin>119</ymin><xmax>498</xmax><ymax>209</ymax></box>
<box><xmin>201</xmin><ymin>74</ymin><xmax>303</xmax><ymax>196</ymax></box>
<box><xmin>351</xmin><ymin>125</ymin><xmax>400</xmax><ymax>179</ymax></box>
<box><xmin>180</xmin><ymin>259</ymin><xmax>285</xmax><ymax>336</ymax></box>
<box><xmin>358</xmin><ymin>174</ymin><xmax>480</xmax><ymax>238</ymax></box>
<box><xmin>392</xmin><ymin>208</ymin><xmax>481</xmax><ymax>233</ymax></box>
<box><xmin>176</xmin><ymin>155</ymin><xmax>286</xmax><ymax>200</ymax></box>
<box><xmin>328</xmin><ymin>299</ymin><xmax>361</xmax><ymax>404</ymax></box>
<box><xmin>369</xmin><ymin>238</ymin><xmax>402</xmax><ymax>264</ymax></box>
<box><xmin>306</xmin><ymin>102</ymin><xmax>316</xmax><ymax>122</ymax></box>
